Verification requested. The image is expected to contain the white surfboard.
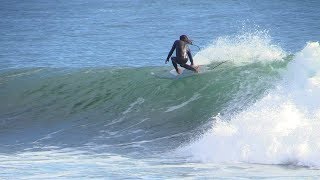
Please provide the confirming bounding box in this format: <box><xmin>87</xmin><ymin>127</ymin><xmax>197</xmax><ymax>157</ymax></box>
<box><xmin>169</xmin><ymin>65</ymin><xmax>202</xmax><ymax>77</ymax></box>
<box><xmin>169</xmin><ymin>68</ymin><xmax>185</xmax><ymax>76</ymax></box>
<box><xmin>152</xmin><ymin>66</ymin><xmax>206</xmax><ymax>79</ymax></box>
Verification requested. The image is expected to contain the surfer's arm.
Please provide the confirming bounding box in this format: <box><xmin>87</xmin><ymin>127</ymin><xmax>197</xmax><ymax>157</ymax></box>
<box><xmin>187</xmin><ymin>49</ymin><xmax>194</xmax><ymax>65</ymax></box>
<box><xmin>166</xmin><ymin>41</ymin><xmax>176</xmax><ymax>63</ymax></box>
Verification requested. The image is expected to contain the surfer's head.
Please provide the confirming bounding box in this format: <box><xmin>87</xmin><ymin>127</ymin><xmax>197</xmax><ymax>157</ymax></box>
<box><xmin>180</xmin><ymin>35</ymin><xmax>192</xmax><ymax>44</ymax></box>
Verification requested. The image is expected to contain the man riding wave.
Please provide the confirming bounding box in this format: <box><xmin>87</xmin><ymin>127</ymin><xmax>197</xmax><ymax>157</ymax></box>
<box><xmin>165</xmin><ymin>35</ymin><xmax>199</xmax><ymax>74</ymax></box>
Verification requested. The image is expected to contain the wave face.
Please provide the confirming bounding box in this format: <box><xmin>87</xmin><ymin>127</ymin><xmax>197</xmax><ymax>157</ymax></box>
<box><xmin>0</xmin><ymin>35</ymin><xmax>290</xmax><ymax>158</ymax></box>
<box><xmin>0</xmin><ymin>34</ymin><xmax>289</xmax><ymax>159</ymax></box>
<box><xmin>179</xmin><ymin>42</ymin><xmax>320</xmax><ymax>168</ymax></box>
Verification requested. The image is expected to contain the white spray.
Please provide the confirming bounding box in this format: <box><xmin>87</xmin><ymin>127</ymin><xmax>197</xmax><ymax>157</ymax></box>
<box><xmin>194</xmin><ymin>31</ymin><xmax>286</xmax><ymax>65</ymax></box>
<box><xmin>179</xmin><ymin>42</ymin><xmax>320</xmax><ymax>168</ymax></box>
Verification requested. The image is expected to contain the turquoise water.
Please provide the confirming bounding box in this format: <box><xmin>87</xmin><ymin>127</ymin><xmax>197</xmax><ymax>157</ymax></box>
<box><xmin>1</xmin><ymin>0</ymin><xmax>320</xmax><ymax>179</ymax></box>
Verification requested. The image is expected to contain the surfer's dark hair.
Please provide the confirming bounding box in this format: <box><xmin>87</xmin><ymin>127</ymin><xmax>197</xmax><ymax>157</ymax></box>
<box><xmin>180</xmin><ymin>35</ymin><xmax>192</xmax><ymax>44</ymax></box>
<box><xmin>180</xmin><ymin>35</ymin><xmax>188</xmax><ymax>41</ymax></box>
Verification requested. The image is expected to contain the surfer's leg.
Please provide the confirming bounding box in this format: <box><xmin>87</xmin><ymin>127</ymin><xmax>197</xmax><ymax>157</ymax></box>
<box><xmin>171</xmin><ymin>57</ymin><xmax>181</xmax><ymax>74</ymax></box>
<box><xmin>180</xmin><ymin>64</ymin><xmax>199</xmax><ymax>73</ymax></box>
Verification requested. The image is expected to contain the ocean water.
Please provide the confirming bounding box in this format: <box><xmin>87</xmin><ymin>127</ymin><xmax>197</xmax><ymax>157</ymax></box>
<box><xmin>1</xmin><ymin>0</ymin><xmax>320</xmax><ymax>179</ymax></box>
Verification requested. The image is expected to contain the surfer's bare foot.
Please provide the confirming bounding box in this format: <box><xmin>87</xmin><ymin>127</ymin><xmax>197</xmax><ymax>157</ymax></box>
<box><xmin>176</xmin><ymin>68</ymin><xmax>182</xmax><ymax>74</ymax></box>
<box><xmin>192</xmin><ymin>65</ymin><xmax>200</xmax><ymax>73</ymax></box>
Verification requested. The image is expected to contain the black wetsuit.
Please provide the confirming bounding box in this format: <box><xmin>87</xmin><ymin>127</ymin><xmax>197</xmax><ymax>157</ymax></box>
<box><xmin>166</xmin><ymin>40</ymin><xmax>197</xmax><ymax>73</ymax></box>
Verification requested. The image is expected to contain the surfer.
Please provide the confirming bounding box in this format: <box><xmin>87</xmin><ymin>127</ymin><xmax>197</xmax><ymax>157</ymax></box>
<box><xmin>165</xmin><ymin>35</ymin><xmax>199</xmax><ymax>74</ymax></box>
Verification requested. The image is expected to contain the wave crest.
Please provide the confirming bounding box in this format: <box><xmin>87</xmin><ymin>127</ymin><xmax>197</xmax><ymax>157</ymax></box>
<box><xmin>195</xmin><ymin>31</ymin><xmax>286</xmax><ymax>65</ymax></box>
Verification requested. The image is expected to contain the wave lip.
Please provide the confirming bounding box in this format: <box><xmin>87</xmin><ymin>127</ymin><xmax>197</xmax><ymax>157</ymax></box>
<box><xmin>195</xmin><ymin>31</ymin><xmax>286</xmax><ymax>65</ymax></box>
<box><xmin>179</xmin><ymin>42</ymin><xmax>320</xmax><ymax>168</ymax></box>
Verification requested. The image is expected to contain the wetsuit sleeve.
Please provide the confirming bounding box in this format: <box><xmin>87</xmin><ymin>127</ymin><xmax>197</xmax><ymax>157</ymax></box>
<box><xmin>187</xmin><ymin>48</ymin><xmax>194</xmax><ymax>65</ymax></box>
<box><xmin>166</xmin><ymin>41</ymin><xmax>176</xmax><ymax>60</ymax></box>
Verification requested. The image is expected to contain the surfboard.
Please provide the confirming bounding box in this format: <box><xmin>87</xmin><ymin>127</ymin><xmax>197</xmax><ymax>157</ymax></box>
<box><xmin>151</xmin><ymin>67</ymin><xmax>198</xmax><ymax>79</ymax></box>
<box><xmin>153</xmin><ymin>61</ymin><xmax>227</xmax><ymax>79</ymax></box>
<box><xmin>169</xmin><ymin>65</ymin><xmax>201</xmax><ymax>77</ymax></box>
<box><xmin>151</xmin><ymin>65</ymin><xmax>213</xmax><ymax>79</ymax></box>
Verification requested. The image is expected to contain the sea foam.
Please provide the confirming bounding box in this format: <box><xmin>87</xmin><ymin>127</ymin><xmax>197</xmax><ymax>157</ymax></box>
<box><xmin>194</xmin><ymin>31</ymin><xmax>286</xmax><ymax>65</ymax></box>
<box><xmin>179</xmin><ymin>42</ymin><xmax>320</xmax><ymax>168</ymax></box>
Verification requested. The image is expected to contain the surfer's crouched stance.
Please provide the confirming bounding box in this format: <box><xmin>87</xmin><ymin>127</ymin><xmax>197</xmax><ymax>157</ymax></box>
<box><xmin>165</xmin><ymin>35</ymin><xmax>199</xmax><ymax>74</ymax></box>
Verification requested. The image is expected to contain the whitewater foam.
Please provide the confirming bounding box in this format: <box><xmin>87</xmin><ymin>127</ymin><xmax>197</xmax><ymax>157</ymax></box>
<box><xmin>122</xmin><ymin>97</ymin><xmax>145</xmax><ymax>115</ymax></box>
<box><xmin>179</xmin><ymin>42</ymin><xmax>320</xmax><ymax>168</ymax></box>
<box><xmin>194</xmin><ymin>31</ymin><xmax>286</xmax><ymax>65</ymax></box>
<box><xmin>165</xmin><ymin>93</ymin><xmax>201</xmax><ymax>112</ymax></box>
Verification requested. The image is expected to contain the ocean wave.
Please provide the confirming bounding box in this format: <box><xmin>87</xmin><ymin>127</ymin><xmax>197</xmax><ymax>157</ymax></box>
<box><xmin>0</xmin><ymin>36</ymin><xmax>289</xmax><ymax>156</ymax></box>
<box><xmin>179</xmin><ymin>42</ymin><xmax>320</xmax><ymax>168</ymax></box>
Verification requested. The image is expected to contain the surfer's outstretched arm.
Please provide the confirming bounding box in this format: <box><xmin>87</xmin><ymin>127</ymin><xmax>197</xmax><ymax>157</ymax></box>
<box><xmin>165</xmin><ymin>41</ymin><xmax>177</xmax><ymax>63</ymax></box>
